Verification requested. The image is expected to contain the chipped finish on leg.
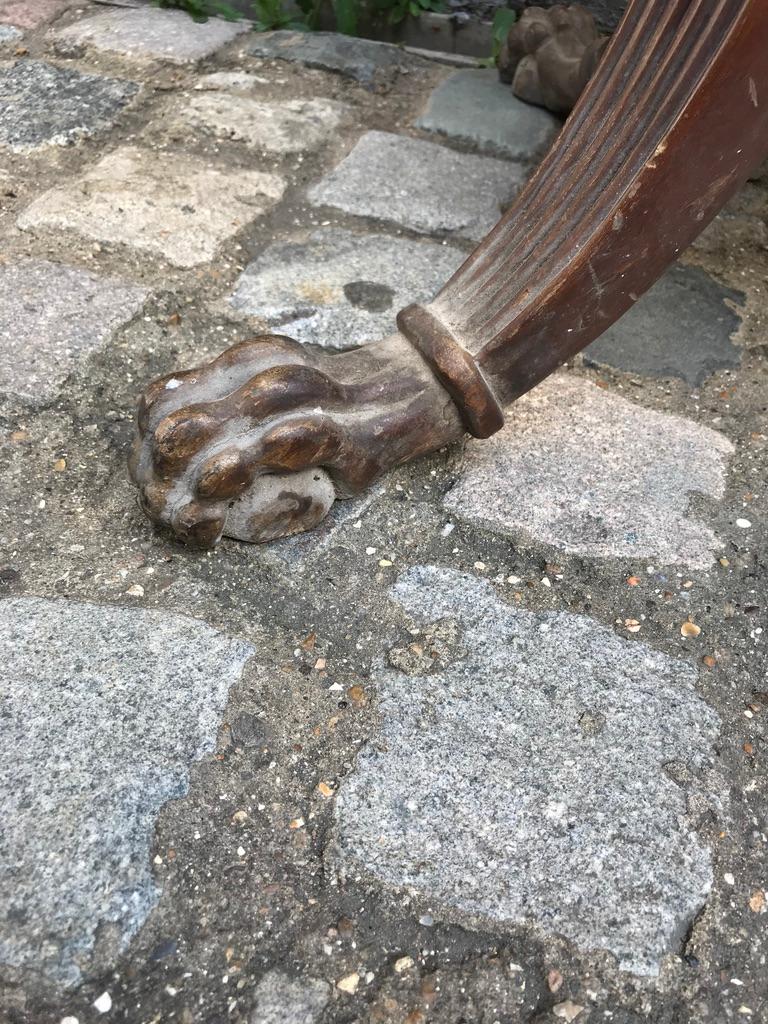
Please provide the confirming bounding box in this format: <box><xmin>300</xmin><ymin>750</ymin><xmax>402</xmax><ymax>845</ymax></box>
<box><xmin>130</xmin><ymin>333</ymin><xmax>464</xmax><ymax>546</ymax></box>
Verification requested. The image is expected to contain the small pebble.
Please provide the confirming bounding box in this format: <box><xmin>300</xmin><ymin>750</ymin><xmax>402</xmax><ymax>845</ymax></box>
<box><xmin>547</xmin><ymin>968</ymin><xmax>564</xmax><ymax>992</ymax></box>
<box><xmin>724</xmin><ymin>872</ymin><xmax>735</xmax><ymax>885</ymax></box>
<box><xmin>394</xmin><ymin>955</ymin><xmax>414</xmax><ymax>973</ymax></box>
<box><xmin>553</xmin><ymin>1000</ymin><xmax>584</xmax><ymax>1022</ymax></box>
<box><xmin>680</xmin><ymin>621</ymin><xmax>701</xmax><ymax>638</ymax></box>
<box><xmin>736</xmin><ymin>518</ymin><xmax>752</xmax><ymax>529</ymax></box>
<box><xmin>337</xmin><ymin>972</ymin><xmax>360</xmax><ymax>994</ymax></box>
<box><xmin>93</xmin><ymin>992</ymin><xmax>112</xmax><ymax>1014</ymax></box>
<box><xmin>748</xmin><ymin>889</ymin><xmax>765</xmax><ymax>912</ymax></box>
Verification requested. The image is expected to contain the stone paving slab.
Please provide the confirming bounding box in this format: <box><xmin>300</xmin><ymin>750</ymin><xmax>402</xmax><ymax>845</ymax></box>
<box><xmin>585</xmin><ymin>264</ymin><xmax>743</xmax><ymax>385</ymax></box>
<box><xmin>0</xmin><ymin>60</ymin><xmax>138</xmax><ymax>152</ymax></box>
<box><xmin>0</xmin><ymin>597</ymin><xmax>254</xmax><ymax>986</ymax></box>
<box><xmin>163</xmin><ymin>92</ymin><xmax>349</xmax><ymax>155</ymax></box>
<box><xmin>228</xmin><ymin>228</ymin><xmax>466</xmax><ymax>349</ymax></box>
<box><xmin>0</xmin><ymin>0</ymin><xmax>67</xmax><ymax>30</ymax></box>
<box><xmin>443</xmin><ymin>373</ymin><xmax>733</xmax><ymax>567</ymax></box>
<box><xmin>308</xmin><ymin>131</ymin><xmax>522</xmax><ymax>240</ymax></box>
<box><xmin>335</xmin><ymin>565</ymin><xmax>721</xmax><ymax>975</ymax></box>
<box><xmin>249</xmin><ymin>30</ymin><xmax>430</xmax><ymax>91</ymax></box>
<box><xmin>416</xmin><ymin>68</ymin><xmax>561</xmax><ymax>161</ymax></box>
<box><xmin>0</xmin><ymin>259</ymin><xmax>148</xmax><ymax>407</ymax></box>
<box><xmin>17</xmin><ymin>146</ymin><xmax>286</xmax><ymax>268</ymax></box>
<box><xmin>55</xmin><ymin>8</ymin><xmax>249</xmax><ymax>64</ymax></box>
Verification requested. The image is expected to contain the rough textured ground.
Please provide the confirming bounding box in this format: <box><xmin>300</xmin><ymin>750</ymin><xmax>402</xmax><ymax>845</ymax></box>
<box><xmin>0</xmin><ymin>6</ymin><xmax>766</xmax><ymax>1024</ymax></box>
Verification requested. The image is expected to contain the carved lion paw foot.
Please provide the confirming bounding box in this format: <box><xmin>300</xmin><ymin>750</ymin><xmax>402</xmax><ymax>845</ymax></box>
<box><xmin>499</xmin><ymin>4</ymin><xmax>607</xmax><ymax>114</ymax></box>
<box><xmin>130</xmin><ymin>332</ymin><xmax>464</xmax><ymax>548</ymax></box>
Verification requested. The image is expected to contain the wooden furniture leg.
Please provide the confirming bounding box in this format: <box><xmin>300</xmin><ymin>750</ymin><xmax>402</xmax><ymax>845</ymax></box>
<box><xmin>131</xmin><ymin>0</ymin><xmax>768</xmax><ymax>548</ymax></box>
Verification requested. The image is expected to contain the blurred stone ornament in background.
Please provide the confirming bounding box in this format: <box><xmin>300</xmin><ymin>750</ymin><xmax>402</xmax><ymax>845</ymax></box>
<box><xmin>499</xmin><ymin>4</ymin><xmax>608</xmax><ymax>114</ymax></box>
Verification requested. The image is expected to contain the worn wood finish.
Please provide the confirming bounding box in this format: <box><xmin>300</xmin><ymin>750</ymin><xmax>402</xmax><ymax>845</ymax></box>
<box><xmin>130</xmin><ymin>334</ymin><xmax>464</xmax><ymax>546</ymax></box>
<box><xmin>426</xmin><ymin>0</ymin><xmax>768</xmax><ymax>409</ymax></box>
<box><xmin>132</xmin><ymin>0</ymin><xmax>768</xmax><ymax>547</ymax></box>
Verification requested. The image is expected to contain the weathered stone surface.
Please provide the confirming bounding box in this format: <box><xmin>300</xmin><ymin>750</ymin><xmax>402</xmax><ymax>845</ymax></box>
<box><xmin>0</xmin><ymin>60</ymin><xmax>138</xmax><ymax>152</ymax></box>
<box><xmin>0</xmin><ymin>0</ymin><xmax>66</xmax><ymax>29</ymax></box>
<box><xmin>252</xmin><ymin>971</ymin><xmax>330</xmax><ymax>1024</ymax></box>
<box><xmin>309</xmin><ymin>131</ymin><xmax>521</xmax><ymax>240</ymax></box>
<box><xmin>0</xmin><ymin>598</ymin><xmax>254</xmax><ymax>986</ymax></box>
<box><xmin>442</xmin><ymin>374</ymin><xmax>733</xmax><ymax>567</ymax></box>
<box><xmin>18</xmin><ymin>146</ymin><xmax>285</xmax><ymax>268</ymax></box>
<box><xmin>56</xmin><ymin>8</ymin><xmax>249</xmax><ymax>64</ymax></box>
<box><xmin>228</xmin><ymin>228</ymin><xmax>465</xmax><ymax>349</ymax></box>
<box><xmin>335</xmin><ymin>566</ymin><xmax>721</xmax><ymax>974</ymax></box>
<box><xmin>166</xmin><ymin>93</ymin><xmax>348</xmax><ymax>154</ymax></box>
<box><xmin>416</xmin><ymin>68</ymin><xmax>560</xmax><ymax>160</ymax></box>
<box><xmin>585</xmin><ymin>264</ymin><xmax>743</xmax><ymax>385</ymax></box>
<box><xmin>194</xmin><ymin>70</ymin><xmax>270</xmax><ymax>92</ymax></box>
<box><xmin>0</xmin><ymin>24</ymin><xmax>21</xmax><ymax>41</ymax></box>
<box><xmin>0</xmin><ymin>259</ymin><xmax>148</xmax><ymax>407</ymax></box>
<box><xmin>249</xmin><ymin>30</ymin><xmax>429</xmax><ymax>91</ymax></box>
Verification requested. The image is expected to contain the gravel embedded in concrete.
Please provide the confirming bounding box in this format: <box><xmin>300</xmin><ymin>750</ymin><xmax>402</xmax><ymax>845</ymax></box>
<box><xmin>442</xmin><ymin>373</ymin><xmax>733</xmax><ymax>567</ymax></box>
<box><xmin>18</xmin><ymin>146</ymin><xmax>286</xmax><ymax>268</ymax></box>
<box><xmin>163</xmin><ymin>93</ymin><xmax>349</xmax><ymax>154</ymax></box>
<box><xmin>0</xmin><ymin>597</ymin><xmax>254</xmax><ymax>986</ymax></box>
<box><xmin>0</xmin><ymin>24</ymin><xmax>21</xmax><ymax>41</ymax></box>
<box><xmin>416</xmin><ymin>68</ymin><xmax>561</xmax><ymax>160</ymax></box>
<box><xmin>55</xmin><ymin>8</ymin><xmax>249</xmax><ymax>63</ymax></box>
<box><xmin>249</xmin><ymin>30</ymin><xmax>430</xmax><ymax>91</ymax></box>
<box><xmin>585</xmin><ymin>264</ymin><xmax>744</xmax><ymax>385</ymax></box>
<box><xmin>308</xmin><ymin>130</ymin><xmax>523</xmax><ymax>240</ymax></box>
<box><xmin>0</xmin><ymin>259</ymin><xmax>148</xmax><ymax>407</ymax></box>
<box><xmin>335</xmin><ymin>565</ymin><xmax>721</xmax><ymax>974</ymax></box>
<box><xmin>228</xmin><ymin>228</ymin><xmax>465</xmax><ymax>348</ymax></box>
<box><xmin>0</xmin><ymin>60</ymin><xmax>138</xmax><ymax>152</ymax></box>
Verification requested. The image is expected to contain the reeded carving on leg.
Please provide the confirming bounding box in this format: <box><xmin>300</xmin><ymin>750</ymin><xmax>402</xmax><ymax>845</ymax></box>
<box><xmin>498</xmin><ymin>5</ymin><xmax>607</xmax><ymax>114</ymax></box>
<box><xmin>129</xmin><ymin>332</ymin><xmax>464</xmax><ymax>547</ymax></box>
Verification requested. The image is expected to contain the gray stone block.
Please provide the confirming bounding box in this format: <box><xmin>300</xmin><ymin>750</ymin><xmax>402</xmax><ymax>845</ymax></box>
<box><xmin>416</xmin><ymin>68</ymin><xmax>561</xmax><ymax>160</ymax></box>
<box><xmin>0</xmin><ymin>259</ymin><xmax>148</xmax><ymax>407</ymax></box>
<box><xmin>0</xmin><ymin>598</ymin><xmax>254</xmax><ymax>986</ymax></box>
<box><xmin>55</xmin><ymin>8</ymin><xmax>249</xmax><ymax>64</ymax></box>
<box><xmin>0</xmin><ymin>60</ymin><xmax>138</xmax><ymax>152</ymax></box>
<box><xmin>442</xmin><ymin>373</ymin><xmax>733</xmax><ymax>568</ymax></box>
<box><xmin>18</xmin><ymin>146</ymin><xmax>286</xmax><ymax>268</ymax></box>
<box><xmin>335</xmin><ymin>565</ymin><xmax>722</xmax><ymax>974</ymax></box>
<box><xmin>162</xmin><ymin>93</ymin><xmax>349</xmax><ymax>155</ymax></box>
<box><xmin>585</xmin><ymin>264</ymin><xmax>743</xmax><ymax>385</ymax></box>
<box><xmin>248</xmin><ymin>30</ymin><xmax>429</xmax><ymax>91</ymax></box>
<box><xmin>228</xmin><ymin>228</ymin><xmax>466</xmax><ymax>349</ymax></box>
<box><xmin>0</xmin><ymin>0</ymin><xmax>67</xmax><ymax>30</ymax></box>
<box><xmin>308</xmin><ymin>131</ymin><xmax>522</xmax><ymax>240</ymax></box>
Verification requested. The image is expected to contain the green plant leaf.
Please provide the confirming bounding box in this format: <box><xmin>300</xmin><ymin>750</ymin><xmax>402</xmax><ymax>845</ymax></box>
<box><xmin>491</xmin><ymin>7</ymin><xmax>517</xmax><ymax>60</ymax></box>
<box><xmin>333</xmin><ymin>0</ymin><xmax>358</xmax><ymax>35</ymax></box>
